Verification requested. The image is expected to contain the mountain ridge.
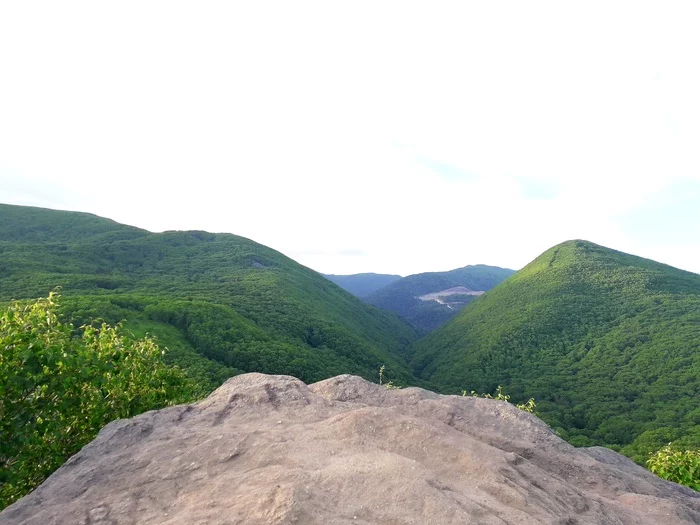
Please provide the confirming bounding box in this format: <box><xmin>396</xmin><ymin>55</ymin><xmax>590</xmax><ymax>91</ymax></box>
<box><xmin>0</xmin><ymin>203</ymin><xmax>421</xmax><ymax>391</ymax></box>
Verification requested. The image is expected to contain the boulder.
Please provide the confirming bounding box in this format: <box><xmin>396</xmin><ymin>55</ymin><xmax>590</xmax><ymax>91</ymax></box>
<box><xmin>2</xmin><ymin>373</ymin><xmax>698</xmax><ymax>524</ymax></box>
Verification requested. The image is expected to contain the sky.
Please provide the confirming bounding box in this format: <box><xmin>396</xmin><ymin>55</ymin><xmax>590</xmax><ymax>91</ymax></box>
<box><xmin>1</xmin><ymin>1</ymin><xmax>699</xmax><ymax>276</ymax></box>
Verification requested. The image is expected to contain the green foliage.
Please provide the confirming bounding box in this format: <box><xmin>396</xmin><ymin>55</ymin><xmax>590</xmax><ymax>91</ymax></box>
<box><xmin>0</xmin><ymin>294</ymin><xmax>194</xmax><ymax>509</ymax></box>
<box><xmin>367</xmin><ymin>265</ymin><xmax>514</xmax><ymax>331</ymax></box>
<box><xmin>412</xmin><ymin>240</ymin><xmax>700</xmax><ymax>456</ymax></box>
<box><xmin>516</xmin><ymin>398</ymin><xmax>538</xmax><ymax>414</ymax></box>
<box><xmin>0</xmin><ymin>204</ymin><xmax>145</xmax><ymax>243</ymax></box>
<box><xmin>647</xmin><ymin>446</ymin><xmax>700</xmax><ymax>491</ymax></box>
<box><xmin>619</xmin><ymin>426</ymin><xmax>700</xmax><ymax>465</ymax></box>
<box><xmin>379</xmin><ymin>364</ymin><xmax>387</xmax><ymax>385</ymax></box>
<box><xmin>461</xmin><ymin>386</ymin><xmax>537</xmax><ymax>413</ymax></box>
<box><xmin>122</xmin><ymin>316</ymin><xmax>241</xmax><ymax>395</ymax></box>
<box><xmin>379</xmin><ymin>365</ymin><xmax>401</xmax><ymax>389</ymax></box>
<box><xmin>0</xmin><ymin>204</ymin><xmax>421</xmax><ymax>394</ymax></box>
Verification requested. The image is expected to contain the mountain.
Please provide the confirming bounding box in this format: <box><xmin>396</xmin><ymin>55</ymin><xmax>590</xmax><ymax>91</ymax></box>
<box><xmin>0</xmin><ymin>203</ymin><xmax>147</xmax><ymax>242</ymax></box>
<box><xmin>410</xmin><ymin>240</ymin><xmax>700</xmax><ymax>460</ymax></box>
<box><xmin>0</xmin><ymin>204</ymin><xmax>420</xmax><ymax>391</ymax></box>
<box><xmin>3</xmin><ymin>373</ymin><xmax>698</xmax><ymax>524</ymax></box>
<box><xmin>366</xmin><ymin>264</ymin><xmax>515</xmax><ymax>331</ymax></box>
<box><xmin>323</xmin><ymin>272</ymin><xmax>402</xmax><ymax>298</ymax></box>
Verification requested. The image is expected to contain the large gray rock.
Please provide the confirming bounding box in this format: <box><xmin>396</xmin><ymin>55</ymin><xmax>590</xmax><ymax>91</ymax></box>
<box><xmin>2</xmin><ymin>373</ymin><xmax>699</xmax><ymax>524</ymax></box>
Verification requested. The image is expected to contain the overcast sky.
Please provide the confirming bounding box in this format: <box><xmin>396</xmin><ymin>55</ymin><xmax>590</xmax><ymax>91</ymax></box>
<box><xmin>1</xmin><ymin>1</ymin><xmax>698</xmax><ymax>276</ymax></box>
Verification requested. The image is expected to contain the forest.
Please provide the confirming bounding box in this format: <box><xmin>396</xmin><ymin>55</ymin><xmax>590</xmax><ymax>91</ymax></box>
<box><xmin>0</xmin><ymin>204</ymin><xmax>420</xmax><ymax>391</ymax></box>
<box><xmin>1</xmin><ymin>204</ymin><xmax>699</xmax><ymax>504</ymax></box>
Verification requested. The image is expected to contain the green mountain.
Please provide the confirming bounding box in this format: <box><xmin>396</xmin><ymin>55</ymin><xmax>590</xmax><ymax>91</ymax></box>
<box><xmin>410</xmin><ymin>240</ymin><xmax>700</xmax><ymax>460</ymax></box>
<box><xmin>323</xmin><ymin>273</ymin><xmax>402</xmax><ymax>298</ymax></box>
<box><xmin>0</xmin><ymin>204</ymin><xmax>420</xmax><ymax>392</ymax></box>
<box><xmin>366</xmin><ymin>265</ymin><xmax>515</xmax><ymax>331</ymax></box>
<box><xmin>5</xmin><ymin>205</ymin><xmax>698</xmax><ymax>465</ymax></box>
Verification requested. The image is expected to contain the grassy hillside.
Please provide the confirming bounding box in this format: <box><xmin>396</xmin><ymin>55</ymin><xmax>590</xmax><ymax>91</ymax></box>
<box><xmin>323</xmin><ymin>273</ymin><xmax>402</xmax><ymax>298</ymax></box>
<box><xmin>411</xmin><ymin>240</ymin><xmax>700</xmax><ymax>461</ymax></box>
<box><xmin>367</xmin><ymin>265</ymin><xmax>514</xmax><ymax>331</ymax></box>
<box><xmin>0</xmin><ymin>204</ymin><xmax>420</xmax><ymax>391</ymax></box>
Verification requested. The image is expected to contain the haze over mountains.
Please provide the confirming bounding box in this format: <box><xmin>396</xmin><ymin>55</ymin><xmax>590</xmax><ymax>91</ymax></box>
<box><xmin>324</xmin><ymin>266</ymin><xmax>515</xmax><ymax>331</ymax></box>
<box><xmin>2</xmin><ymin>203</ymin><xmax>700</xmax><ymax>510</ymax></box>
<box><xmin>364</xmin><ymin>265</ymin><xmax>515</xmax><ymax>331</ymax></box>
<box><xmin>322</xmin><ymin>273</ymin><xmax>401</xmax><ymax>298</ymax></box>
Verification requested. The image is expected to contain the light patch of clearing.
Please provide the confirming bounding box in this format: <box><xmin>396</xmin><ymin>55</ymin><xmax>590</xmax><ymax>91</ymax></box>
<box><xmin>417</xmin><ymin>287</ymin><xmax>484</xmax><ymax>308</ymax></box>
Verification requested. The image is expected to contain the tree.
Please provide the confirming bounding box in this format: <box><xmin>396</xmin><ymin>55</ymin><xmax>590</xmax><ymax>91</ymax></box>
<box><xmin>0</xmin><ymin>293</ymin><xmax>195</xmax><ymax>509</ymax></box>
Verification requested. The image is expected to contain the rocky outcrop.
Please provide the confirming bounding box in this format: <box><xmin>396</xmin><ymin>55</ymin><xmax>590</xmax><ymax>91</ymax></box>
<box><xmin>2</xmin><ymin>373</ymin><xmax>698</xmax><ymax>524</ymax></box>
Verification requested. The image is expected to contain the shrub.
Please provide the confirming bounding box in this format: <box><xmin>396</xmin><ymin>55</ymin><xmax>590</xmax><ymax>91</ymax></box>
<box><xmin>379</xmin><ymin>365</ymin><xmax>401</xmax><ymax>389</ymax></box>
<box><xmin>647</xmin><ymin>445</ymin><xmax>700</xmax><ymax>491</ymax></box>
<box><xmin>0</xmin><ymin>293</ymin><xmax>195</xmax><ymax>509</ymax></box>
<box><xmin>462</xmin><ymin>386</ymin><xmax>537</xmax><ymax>414</ymax></box>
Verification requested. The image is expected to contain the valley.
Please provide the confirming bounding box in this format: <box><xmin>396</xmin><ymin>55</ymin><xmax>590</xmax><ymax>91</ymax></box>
<box><xmin>362</xmin><ymin>264</ymin><xmax>514</xmax><ymax>331</ymax></box>
<box><xmin>1</xmin><ymin>203</ymin><xmax>699</xmax><ymax>508</ymax></box>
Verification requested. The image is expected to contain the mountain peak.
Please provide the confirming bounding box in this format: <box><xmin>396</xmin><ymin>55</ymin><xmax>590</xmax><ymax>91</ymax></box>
<box><xmin>411</xmin><ymin>241</ymin><xmax>700</xmax><ymax>458</ymax></box>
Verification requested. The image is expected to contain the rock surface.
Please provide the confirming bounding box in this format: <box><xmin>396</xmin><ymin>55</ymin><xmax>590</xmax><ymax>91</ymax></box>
<box><xmin>2</xmin><ymin>373</ymin><xmax>699</xmax><ymax>525</ymax></box>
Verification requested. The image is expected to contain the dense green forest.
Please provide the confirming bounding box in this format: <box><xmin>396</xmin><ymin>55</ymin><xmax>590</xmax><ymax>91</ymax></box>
<box><xmin>411</xmin><ymin>240</ymin><xmax>700</xmax><ymax>461</ymax></box>
<box><xmin>366</xmin><ymin>264</ymin><xmax>514</xmax><ymax>331</ymax></box>
<box><xmin>0</xmin><ymin>204</ymin><xmax>420</xmax><ymax>392</ymax></box>
<box><xmin>3</xmin><ymin>204</ymin><xmax>699</xmax><ymax>475</ymax></box>
<box><xmin>323</xmin><ymin>273</ymin><xmax>402</xmax><ymax>298</ymax></box>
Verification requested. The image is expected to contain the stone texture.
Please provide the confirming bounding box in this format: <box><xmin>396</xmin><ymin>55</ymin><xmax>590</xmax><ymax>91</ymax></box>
<box><xmin>2</xmin><ymin>373</ymin><xmax>698</xmax><ymax>524</ymax></box>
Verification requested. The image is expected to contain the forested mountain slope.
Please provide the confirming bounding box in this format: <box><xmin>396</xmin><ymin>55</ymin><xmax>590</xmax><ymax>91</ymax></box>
<box><xmin>0</xmin><ymin>204</ymin><xmax>420</xmax><ymax>391</ymax></box>
<box><xmin>367</xmin><ymin>264</ymin><xmax>514</xmax><ymax>331</ymax></box>
<box><xmin>323</xmin><ymin>273</ymin><xmax>402</xmax><ymax>298</ymax></box>
<box><xmin>411</xmin><ymin>240</ymin><xmax>700</xmax><ymax>460</ymax></box>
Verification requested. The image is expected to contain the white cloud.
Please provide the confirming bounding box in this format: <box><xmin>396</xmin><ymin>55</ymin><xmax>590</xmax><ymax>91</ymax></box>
<box><xmin>1</xmin><ymin>1</ymin><xmax>699</xmax><ymax>275</ymax></box>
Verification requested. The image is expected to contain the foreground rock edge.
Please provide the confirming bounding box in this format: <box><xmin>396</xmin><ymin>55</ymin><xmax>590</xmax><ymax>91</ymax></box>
<box><xmin>1</xmin><ymin>373</ymin><xmax>698</xmax><ymax>525</ymax></box>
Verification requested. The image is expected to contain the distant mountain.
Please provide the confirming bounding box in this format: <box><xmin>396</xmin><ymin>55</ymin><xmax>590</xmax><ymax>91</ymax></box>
<box><xmin>366</xmin><ymin>265</ymin><xmax>515</xmax><ymax>331</ymax></box>
<box><xmin>0</xmin><ymin>204</ymin><xmax>421</xmax><ymax>391</ymax></box>
<box><xmin>323</xmin><ymin>273</ymin><xmax>402</xmax><ymax>298</ymax></box>
<box><xmin>411</xmin><ymin>240</ymin><xmax>700</xmax><ymax>461</ymax></box>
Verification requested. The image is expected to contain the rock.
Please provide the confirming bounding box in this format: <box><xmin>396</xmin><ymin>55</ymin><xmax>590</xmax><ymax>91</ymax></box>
<box><xmin>2</xmin><ymin>373</ymin><xmax>698</xmax><ymax>524</ymax></box>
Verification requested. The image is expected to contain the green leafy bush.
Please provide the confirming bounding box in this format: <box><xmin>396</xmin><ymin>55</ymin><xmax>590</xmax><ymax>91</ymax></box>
<box><xmin>647</xmin><ymin>446</ymin><xmax>700</xmax><ymax>491</ymax></box>
<box><xmin>0</xmin><ymin>293</ymin><xmax>195</xmax><ymax>509</ymax></box>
